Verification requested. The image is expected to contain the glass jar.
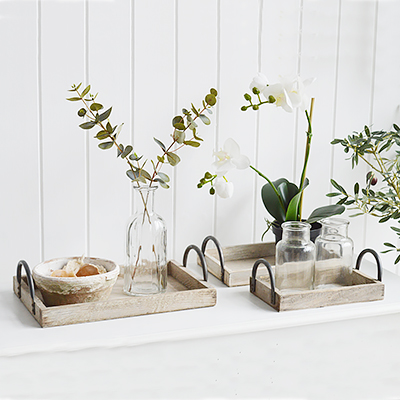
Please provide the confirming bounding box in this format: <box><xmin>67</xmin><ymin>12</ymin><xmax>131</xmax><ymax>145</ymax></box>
<box><xmin>124</xmin><ymin>185</ymin><xmax>167</xmax><ymax>296</ymax></box>
<box><xmin>275</xmin><ymin>221</ymin><xmax>315</xmax><ymax>291</ymax></box>
<box><xmin>315</xmin><ymin>217</ymin><xmax>354</xmax><ymax>288</ymax></box>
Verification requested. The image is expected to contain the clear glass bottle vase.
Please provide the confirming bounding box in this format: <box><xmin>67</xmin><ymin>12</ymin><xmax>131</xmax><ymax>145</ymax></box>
<box><xmin>315</xmin><ymin>217</ymin><xmax>354</xmax><ymax>288</ymax></box>
<box><xmin>124</xmin><ymin>185</ymin><xmax>167</xmax><ymax>296</ymax></box>
<box><xmin>275</xmin><ymin>221</ymin><xmax>315</xmax><ymax>292</ymax></box>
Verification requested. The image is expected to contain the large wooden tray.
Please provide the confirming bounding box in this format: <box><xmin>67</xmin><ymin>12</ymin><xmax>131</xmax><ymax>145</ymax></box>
<box><xmin>13</xmin><ymin>260</ymin><xmax>216</xmax><ymax>328</ymax></box>
<box><xmin>204</xmin><ymin>242</ymin><xmax>275</xmax><ymax>287</ymax></box>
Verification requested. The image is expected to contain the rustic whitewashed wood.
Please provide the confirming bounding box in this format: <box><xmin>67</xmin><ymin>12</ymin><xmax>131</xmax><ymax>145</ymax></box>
<box><xmin>252</xmin><ymin>269</ymin><xmax>384</xmax><ymax>312</ymax></box>
<box><xmin>204</xmin><ymin>242</ymin><xmax>275</xmax><ymax>286</ymax></box>
<box><xmin>13</xmin><ymin>260</ymin><xmax>216</xmax><ymax>328</ymax></box>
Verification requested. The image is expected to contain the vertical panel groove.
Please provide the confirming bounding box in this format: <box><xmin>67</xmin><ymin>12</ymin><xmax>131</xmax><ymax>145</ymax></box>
<box><xmin>36</xmin><ymin>0</ymin><xmax>44</xmax><ymax>262</ymax></box>
<box><xmin>329</xmin><ymin>0</ymin><xmax>342</xmax><ymax>197</ymax></box>
<box><xmin>363</xmin><ymin>0</ymin><xmax>380</xmax><ymax>252</ymax></box>
<box><xmin>292</xmin><ymin>0</ymin><xmax>304</xmax><ymax>184</ymax></box>
<box><xmin>84</xmin><ymin>0</ymin><xmax>90</xmax><ymax>256</ymax></box>
<box><xmin>212</xmin><ymin>0</ymin><xmax>221</xmax><ymax>238</ymax></box>
<box><xmin>252</xmin><ymin>0</ymin><xmax>263</xmax><ymax>243</ymax></box>
<box><xmin>130</xmin><ymin>0</ymin><xmax>135</xmax><ymax>216</ymax></box>
<box><xmin>172</xmin><ymin>0</ymin><xmax>179</xmax><ymax>258</ymax></box>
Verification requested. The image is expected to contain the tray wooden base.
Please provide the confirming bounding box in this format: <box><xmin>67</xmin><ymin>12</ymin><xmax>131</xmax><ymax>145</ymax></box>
<box><xmin>204</xmin><ymin>242</ymin><xmax>275</xmax><ymax>287</ymax></box>
<box><xmin>251</xmin><ymin>269</ymin><xmax>385</xmax><ymax>312</ymax></box>
<box><xmin>13</xmin><ymin>260</ymin><xmax>216</xmax><ymax>327</ymax></box>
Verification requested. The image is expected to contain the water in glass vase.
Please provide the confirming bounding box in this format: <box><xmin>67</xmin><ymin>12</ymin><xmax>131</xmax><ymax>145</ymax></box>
<box><xmin>124</xmin><ymin>185</ymin><xmax>167</xmax><ymax>296</ymax></box>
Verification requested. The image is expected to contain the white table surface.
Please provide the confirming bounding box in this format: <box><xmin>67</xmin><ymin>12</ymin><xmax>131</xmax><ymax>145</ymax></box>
<box><xmin>1</xmin><ymin>260</ymin><xmax>399</xmax><ymax>357</ymax></box>
<box><xmin>2</xmin><ymin>260</ymin><xmax>400</xmax><ymax>400</ymax></box>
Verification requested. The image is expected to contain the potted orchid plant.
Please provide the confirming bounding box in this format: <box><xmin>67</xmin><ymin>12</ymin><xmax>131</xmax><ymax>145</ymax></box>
<box><xmin>198</xmin><ymin>73</ymin><xmax>344</xmax><ymax>241</ymax></box>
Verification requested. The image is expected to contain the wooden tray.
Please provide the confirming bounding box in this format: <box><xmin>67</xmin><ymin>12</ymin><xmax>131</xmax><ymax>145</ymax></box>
<box><xmin>13</xmin><ymin>260</ymin><xmax>217</xmax><ymax>328</ymax></box>
<box><xmin>203</xmin><ymin>242</ymin><xmax>275</xmax><ymax>287</ymax></box>
<box><xmin>250</xmin><ymin>250</ymin><xmax>385</xmax><ymax>312</ymax></box>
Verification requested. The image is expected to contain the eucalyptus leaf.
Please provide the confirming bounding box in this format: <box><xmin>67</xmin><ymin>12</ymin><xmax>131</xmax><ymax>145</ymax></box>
<box><xmin>174</xmin><ymin>122</ymin><xmax>186</xmax><ymax>131</ymax></box>
<box><xmin>184</xmin><ymin>140</ymin><xmax>200</xmax><ymax>147</ymax></box>
<box><xmin>90</xmin><ymin>102</ymin><xmax>103</xmax><ymax>112</ymax></box>
<box><xmin>121</xmin><ymin>145</ymin><xmax>133</xmax><ymax>159</ymax></box>
<box><xmin>154</xmin><ymin>178</ymin><xmax>170</xmax><ymax>189</ymax></box>
<box><xmin>95</xmin><ymin>130</ymin><xmax>109</xmax><ymax>140</ymax></box>
<box><xmin>66</xmin><ymin>97</ymin><xmax>82</xmax><ymax>101</ymax></box>
<box><xmin>98</xmin><ymin>141</ymin><xmax>113</xmax><ymax>150</ymax></box>
<box><xmin>198</xmin><ymin>114</ymin><xmax>211</xmax><ymax>125</ymax></box>
<box><xmin>174</xmin><ymin>130</ymin><xmax>185</xmax><ymax>144</ymax></box>
<box><xmin>98</xmin><ymin>107</ymin><xmax>112</xmax><ymax>122</ymax></box>
<box><xmin>205</xmin><ymin>94</ymin><xmax>216</xmax><ymax>106</ymax></box>
<box><xmin>79</xmin><ymin>121</ymin><xmax>96</xmax><ymax>130</ymax></box>
<box><xmin>154</xmin><ymin>137</ymin><xmax>166</xmax><ymax>151</ymax></box>
<box><xmin>166</xmin><ymin>152</ymin><xmax>181</xmax><ymax>166</ymax></box>
<box><xmin>81</xmin><ymin>85</ymin><xmax>91</xmax><ymax>97</ymax></box>
<box><xmin>157</xmin><ymin>172</ymin><xmax>170</xmax><ymax>183</ymax></box>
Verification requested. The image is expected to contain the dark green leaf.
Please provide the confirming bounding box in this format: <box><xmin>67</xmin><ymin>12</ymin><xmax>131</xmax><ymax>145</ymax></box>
<box><xmin>205</xmin><ymin>94</ymin><xmax>216</xmax><ymax>106</ymax></box>
<box><xmin>331</xmin><ymin>179</ymin><xmax>347</xmax><ymax>195</ymax></box>
<box><xmin>172</xmin><ymin>116</ymin><xmax>184</xmax><ymax>127</ymax></box>
<box><xmin>384</xmin><ymin>242</ymin><xmax>396</xmax><ymax>248</ymax></box>
<box><xmin>261</xmin><ymin>178</ymin><xmax>298</xmax><ymax>223</ymax></box>
<box><xmin>354</xmin><ymin>182</ymin><xmax>359</xmax><ymax>195</ymax></box>
<box><xmin>326</xmin><ymin>192</ymin><xmax>342</xmax><ymax>197</ymax></box>
<box><xmin>79</xmin><ymin>121</ymin><xmax>96</xmax><ymax>130</ymax></box>
<box><xmin>66</xmin><ymin>97</ymin><xmax>82</xmax><ymax>101</ymax></box>
<box><xmin>106</xmin><ymin>122</ymin><xmax>113</xmax><ymax>133</ymax></box>
<box><xmin>306</xmin><ymin>205</ymin><xmax>345</xmax><ymax>224</ymax></box>
<box><xmin>174</xmin><ymin>123</ymin><xmax>186</xmax><ymax>131</ymax></box>
<box><xmin>121</xmin><ymin>145</ymin><xmax>133</xmax><ymax>159</ymax></box>
<box><xmin>184</xmin><ymin>140</ymin><xmax>200</xmax><ymax>147</ymax></box>
<box><xmin>166</xmin><ymin>152</ymin><xmax>181</xmax><ymax>166</ymax></box>
<box><xmin>117</xmin><ymin>144</ymin><xmax>124</xmax><ymax>157</ymax></box>
<box><xmin>98</xmin><ymin>141</ymin><xmax>113</xmax><ymax>150</ymax></box>
<box><xmin>90</xmin><ymin>102</ymin><xmax>103</xmax><ymax>112</ymax></box>
<box><xmin>379</xmin><ymin>215</ymin><xmax>391</xmax><ymax>223</ymax></box>
<box><xmin>82</xmin><ymin>85</ymin><xmax>91</xmax><ymax>97</ymax></box>
<box><xmin>95</xmin><ymin>130</ymin><xmax>110</xmax><ymax>140</ymax></box>
<box><xmin>98</xmin><ymin>107</ymin><xmax>112</xmax><ymax>122</ymax></box>
<box><xmin>395</xmin><ymin>254</ymin><xmax>400</xmax><ymax>264</ymax></box>
<box><xmin>154</xmin><ymin>137</ymin><xmax>166</xmax><ymax>151</ymax></box>
<box><xmin>154</xmin><ymin>178</ymin><xmax>169</xmax><ymax>189</ymax></box>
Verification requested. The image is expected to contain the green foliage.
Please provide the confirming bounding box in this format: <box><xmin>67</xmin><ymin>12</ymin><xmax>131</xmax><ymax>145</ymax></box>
<box><xmin>329</xmin><ymin>124</ymin><xmax>400</xmax><ymax>263</ymax></box>
<box><xmin>67</xmin><ymin>83</ymin><xmax>217</xmax><ymax>190</ymax></box>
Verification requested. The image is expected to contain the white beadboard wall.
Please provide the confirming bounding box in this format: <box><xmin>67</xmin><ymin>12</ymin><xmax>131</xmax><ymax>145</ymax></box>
<box><xmin>2</xmin><ymin>0</ymin><xmax>400</xmax><ymax>282</ymax></box>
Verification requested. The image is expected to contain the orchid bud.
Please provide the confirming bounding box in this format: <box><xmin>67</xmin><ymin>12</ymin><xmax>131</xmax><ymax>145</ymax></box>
<box><xmin>252</xmin><ymin>87</ymin><xmax>260</xmax><ymax>95</ymax></box>
<box><xmin>241</xmin><ymin>106</ymin><xmax>248</xmax><ymax>111</ymax></box>
<box><xmin>268</xmin><ymin>95</ymin><xmax>276</xmax><ymax>103</ymax></box>
<box><xmin>252</xmin><ymin>105</ymin><xmax>259</xmax><ymax>110</ymax></box>
<box><xmin>244</xmin><ymin>93</ymin><xmax>251</xmax><ymax>101</ymax></box>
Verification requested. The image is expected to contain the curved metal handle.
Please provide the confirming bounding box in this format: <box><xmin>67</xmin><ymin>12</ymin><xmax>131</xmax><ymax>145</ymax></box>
<box><xmin>183</xmin><ymin>244</ymin><xmax>209</xmax><ymax>281</ymax></box>
<box><xmin>16</xmin><ymin>260</ymin><xmax>36</xmax><ymax>315</ymax></box>
<box><xmin>250</xmin><ymin>258</ymin><xmax>276</xmax><ymax>304</ymax></box>
<box><xmin>201</xmin><ymin>235</ymin><xmax>225</xmax><ymax>283</ymax></box>
<box><xmin>355</xmin><ymin>248</ymin><xmax>383</xmax><ymax>282</ymax></box>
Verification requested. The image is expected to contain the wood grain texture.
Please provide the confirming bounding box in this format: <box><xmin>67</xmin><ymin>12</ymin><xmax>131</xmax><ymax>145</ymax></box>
<box><xmin>252</xmin><ymin>269</ymin><xmax>384</xmax><ymax>312</ymax></box>
<box><xmin>204</xmin><ymin>242</ymin><xmax>275</xmax><ymax>286</ymax></box>
<box><xmin>14</xmin><ymin>261</ymin><xmax>216</xmax><ymax>328</ymax></box>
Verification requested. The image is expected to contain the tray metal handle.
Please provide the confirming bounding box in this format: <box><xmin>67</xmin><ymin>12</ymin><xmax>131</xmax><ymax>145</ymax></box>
<box><xmin>183</xmin><ymin>244</ymin><xmax>209</xmax><ymax>281</ymax></box>
<box><xmin>16</xmin><ymin>260</ymin><xmax>36</xmax><ymax>315</ymax></box>
<box><xmin>355</xmin><ymin>248</ymin><xmax>383</xmax><ymax>282</ymax></box>
<box><xmin>250</xmin><ymin>258</ymin><xmax>276</xmax><ymax>304</ymax></box>
<box><xmin>201</xmin><ymin>235</ymin><xmax>225</xmax><ymax>283</ymax></box>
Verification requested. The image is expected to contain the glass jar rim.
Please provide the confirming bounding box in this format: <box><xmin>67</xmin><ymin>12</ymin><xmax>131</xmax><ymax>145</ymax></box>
<box><xmin>320</xmin><ymin>217</ymin><xmax>349</xmax><ymax>227</ymax></box>
<box><xmin>281</xmin><ymin>221</ymin><xmax>311</xmax><ymax>230</ymax></box>
<box><xmin>132</xmin><ymin>183</ymin><xmax>158</xmax><ymax>191</ymax></box>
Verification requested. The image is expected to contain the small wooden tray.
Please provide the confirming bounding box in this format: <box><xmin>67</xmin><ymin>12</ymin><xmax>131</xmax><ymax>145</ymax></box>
<box><xmin>203</xmin><ymin>242</ymin><xmax>275</xmax><ymax>287</ymax></box>
<box><xmin>250</xmin><ymin>250</ymin><xmax>385</xmax><ymax>312</ymax></box>
<box><xmin>13</xmin><ymin>260</ymin><xmax>217</xmax><ymax>328</ymax></box>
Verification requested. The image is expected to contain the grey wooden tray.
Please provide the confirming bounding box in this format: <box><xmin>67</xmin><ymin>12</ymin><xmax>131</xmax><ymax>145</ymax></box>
<box><xmin>13</xmin><ymin>259</ymin><xmax>216</xmax><ymax>328</ymax></box>
<box><xmin>250</xmin><ymin>249</ymin><xmax>385</xmax><ymax>312</ymax></box>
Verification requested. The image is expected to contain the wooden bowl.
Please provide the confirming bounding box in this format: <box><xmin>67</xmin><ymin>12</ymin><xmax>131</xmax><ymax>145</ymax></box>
<box><xmin>32</xmin><ymin>257</ymin><xmax>120</xmax><ymax>306</ymax></box>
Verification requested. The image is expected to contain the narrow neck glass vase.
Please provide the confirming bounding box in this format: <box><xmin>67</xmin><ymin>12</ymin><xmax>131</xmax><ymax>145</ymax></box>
<box><xmin>124</xmin><ymin>185</ymin><xmax>167</xmax><ymax>296</ymax></box>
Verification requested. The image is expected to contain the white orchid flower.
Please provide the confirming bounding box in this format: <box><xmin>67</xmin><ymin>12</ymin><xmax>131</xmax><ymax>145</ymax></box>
<box><xmin>249</xmin><ymin>72</ymin><xmax>268</xmax><ymax>92</ymax></box>
<box><xmin>214</xmin><ymin>177</ymin><xmax>234</xmax><ymax>199</ymax></box>
<box><xmin>263</xmin><ymin>75</ymin><xmax>315</xmax><ymax>113</ymax></box>
<box><xmin>212</xmin><ymin>138</ymin><xmax>251</xmax><ymax>175</ymax></box>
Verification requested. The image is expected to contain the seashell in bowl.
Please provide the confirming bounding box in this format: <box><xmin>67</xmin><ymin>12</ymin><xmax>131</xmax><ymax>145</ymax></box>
<box><xmin>32</xmin><ymin>257</ymin><xmax>120</xmax><ymax>306</ymax></box>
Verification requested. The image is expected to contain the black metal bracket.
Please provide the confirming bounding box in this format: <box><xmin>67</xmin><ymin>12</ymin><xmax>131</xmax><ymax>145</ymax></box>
<box><xmin>201</xmin><ymin>235</ymin><xmax>225</xmax><ymax>283</ymax></box>
<box><xmin>250</xmin><ymin>258</ymin><xmax>276</xmax><ymax>304</ymax></box>
<box><xmin>16</xmin><ymin>260</ymin><xmax>36</xmax><ymax>315</ymax></box>
<box><xmin>183</xmin><ymin>244</ymin><xmax>209</xmax><ymax>281</ymax></box>
<box><xmin>355</xmin><ymin>248</ymin><xmax>383</xmax><ymax>282</ymax></box>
